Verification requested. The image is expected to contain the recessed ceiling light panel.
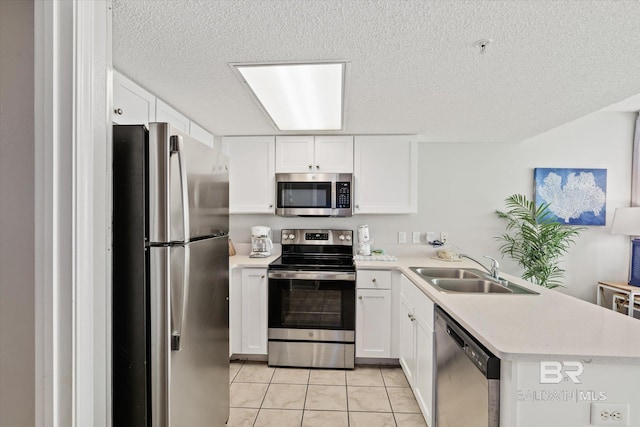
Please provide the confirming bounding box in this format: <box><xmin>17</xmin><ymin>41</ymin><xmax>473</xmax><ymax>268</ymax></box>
<box><xmin>233</xmin><ymin>62</ymin><xmax>345</xmax><ymax>131</ymax></box>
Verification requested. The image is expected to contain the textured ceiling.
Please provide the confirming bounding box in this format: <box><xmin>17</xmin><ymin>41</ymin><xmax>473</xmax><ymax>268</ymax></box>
<box><xmin>113</xmin><ymin>0</ymin><xmax>640</xmax><ymax>142</ymax></box>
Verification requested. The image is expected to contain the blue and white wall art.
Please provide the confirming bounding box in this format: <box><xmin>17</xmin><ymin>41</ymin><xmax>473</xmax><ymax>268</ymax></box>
<box><xmin>534</xmin><ymin>168</ymin><xmax>607</xmax><ymax>226</ymax></box>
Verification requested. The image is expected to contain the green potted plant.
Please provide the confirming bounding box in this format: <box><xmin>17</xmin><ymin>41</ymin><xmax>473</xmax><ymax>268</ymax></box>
<box><xmin>495</xmin><ymin>194</ymin><xmax>585</xmax><ymax>289</ymax></box>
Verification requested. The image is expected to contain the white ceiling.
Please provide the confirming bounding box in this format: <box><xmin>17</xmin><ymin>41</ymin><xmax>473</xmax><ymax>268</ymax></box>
<box><xmin>112</xmin><ymin>0</ymin><xmax>640</xmax><ymax>142</ymax></box>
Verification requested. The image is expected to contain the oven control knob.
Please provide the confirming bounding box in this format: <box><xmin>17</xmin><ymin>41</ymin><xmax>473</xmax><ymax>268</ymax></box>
<box><xmin>345</xmin><ymin>235</ymin><xmax>351</xmax><ymax>241</ymax></box>
<box><xmin>339</xmin><ymin>235</ymin><xmax>345</xmax><ymax>241</ymax></box>
<box><xmin>288</xmin><ymin>234</ymin><xmax>295</xmax><ymax>240</ymax></box>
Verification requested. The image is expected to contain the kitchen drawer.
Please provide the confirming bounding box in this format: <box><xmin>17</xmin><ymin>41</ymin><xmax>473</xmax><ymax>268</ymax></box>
<box><xmin>357</xmin><ymin>269</ymin><xmax>392</xmax><ymax>289</ymax></box>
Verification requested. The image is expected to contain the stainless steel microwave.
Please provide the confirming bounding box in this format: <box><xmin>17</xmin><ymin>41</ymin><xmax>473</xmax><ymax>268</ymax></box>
<box><xmin>275</xmin><ymin>173</ymin><xmax>353</xmax><ymax>217</ymax></box>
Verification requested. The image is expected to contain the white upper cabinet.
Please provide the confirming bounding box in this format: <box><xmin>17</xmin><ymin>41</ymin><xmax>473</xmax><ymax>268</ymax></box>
<box><xmin>114</xmin><ymin>70</ymin><xmax>216</xmax><ymax>148</ymax></box>
<box><xmin>112</xmin><ymin>71</ymin><xmax>156</xmax><ymax>126</ymax></box>
<box><xmin>189</xmin><ymin>121</ymin><xmax>214</xmax><ymax>147</ymax></box>
<box><xmin>222</xmin><ymin>136</ymin><xmax>276</xmax><ymax>214</ymax></box>
<box><xmin>275</xmin><ymin>136</ymin><xmax>314</xmax><ymax>172</ymax></box>
<box><xmin>276</xmin><ymin>135</ymin><xmax>353</xmax><ymax>173</ymax></box>
<box><xmin>156</xmin><ymin>99</ymin><xmax>190</xmax><ymax>133</ymax></box>
<box><xmin>354</xmin><ymin>135</ymin><xmax>417</xmax><ymax>214</ymax></box>
<box><xmin>313</xmin><ymin>136</ymin><xmax>354</xmax><ymax>173</ymax></box>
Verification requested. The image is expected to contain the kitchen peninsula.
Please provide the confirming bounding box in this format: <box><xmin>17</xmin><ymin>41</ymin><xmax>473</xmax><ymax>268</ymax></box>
<box><xmin>231</xmin><ymin>249</ymin><xmax>640</xmax><ymax>427</ymax></box>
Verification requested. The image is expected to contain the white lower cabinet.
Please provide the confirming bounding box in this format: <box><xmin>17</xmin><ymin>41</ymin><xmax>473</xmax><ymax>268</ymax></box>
<box><xmin>414</xmin><ymin>309</ymin><xmax>434</xmax><ymax>426</ymax></box>
<box><xmin>399</xmin><ymin>293</ymin><xmax>417</xmax><ymax>384</ymax></box>
<box><xmin>356</xmin><ymin>270</ymin><xmax>392</xmax><ymax>358</ymax></box>
<box><xmin>399</xmin><ymin>274</ymin><xmax>434</xmax><ymax>427</ymax></box>
<box><xmin>236</xmin><ymin>268</ymin><xmax>268</xmax><ymax>355</ymax></box>
<box><xmin>356</xmin><ymin>288</ymin><xmax>392</xmax><ymax>358</ymax></box>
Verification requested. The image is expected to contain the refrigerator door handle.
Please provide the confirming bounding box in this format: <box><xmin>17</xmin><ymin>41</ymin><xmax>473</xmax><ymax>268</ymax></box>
<box><xmin>171</xmin><ymin>245</ymin><xmax>191</xmax><ymax>351</ymax></box>
<box><xmin>171</xmin><ymin>134</ymin><xmax>190</xmax><ymax>242</ymax></box>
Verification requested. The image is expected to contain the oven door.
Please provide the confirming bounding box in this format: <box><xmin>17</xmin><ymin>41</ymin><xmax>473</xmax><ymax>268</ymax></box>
<box><xmin>268</xmin><ymin>270</ymin><xmax>356</xmax><ymax>332</ymax></box>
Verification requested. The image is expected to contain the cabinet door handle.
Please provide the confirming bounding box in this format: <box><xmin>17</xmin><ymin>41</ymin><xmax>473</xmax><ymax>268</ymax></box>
<box><xmin>269</xmin><ymin>204</ymin><xmax>273</xmax><ymax>208</ymax></box>
<box><xmin>408</xmin><ymin>314</ymin><xmax>415</xmax><ymax>321</ymax></box>
<box><xmin>114</xmin><ymin>108</ymin><xmax>123</xmax><ymax>115</ymax></box>
<box><xmin>316</xmin><ymin>165</ymin><xmax>320</xmax><ymax>169</ymax></box>
<box><xmin>355</xmin><ymin>204</ymin><xmax>360</xmax><ymax>209</ymax></box>
<box><xmin>372</xmin><ymin>278</ymin><xmax>377</xmax><ymax>283</ymax></box>
<box><xmin>261</xmin><ymin>275</ymin><xmax>265</xmax><ymax>279</ymax></box>
<box><xmin>308</xmin><ymin>164</ymin><xmax>312</xmax><ymax>169</ymax></box>
<box><xmin>358</xmin><ymin>296</ymin><xmax>363</xmax><ymax>300</ymax></box>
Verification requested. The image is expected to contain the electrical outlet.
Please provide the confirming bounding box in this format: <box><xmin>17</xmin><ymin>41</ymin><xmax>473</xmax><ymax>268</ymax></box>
<box><xmin>590</xmin><ymin>403</ymin><xmax>629</xmax><ymax>426</ymax></box>
<box><xmin>426</xmin><ymin>232</ymin><xmax>435</xmax><ymax>244</ymax></box>
<box><xmin>398</xmin><ymin>231</ymin><xmax>407</xmax><ymax>244</ymax></box>
<box><xmin>440</xmin><ymin>232</ymin><xmax>448</xmax><ymax>243</ymax></box>
<box><xmin>412</xmin><ymin>231</ymin><xmax>421</xmax><ymax>244</ymax></box>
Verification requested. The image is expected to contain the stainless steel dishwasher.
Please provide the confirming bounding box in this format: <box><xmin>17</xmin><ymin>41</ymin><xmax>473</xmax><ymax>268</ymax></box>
<box><xmin>435</xmin><ymin>306</ymin><xmax>500</xmax><ymax>427</ymax></box>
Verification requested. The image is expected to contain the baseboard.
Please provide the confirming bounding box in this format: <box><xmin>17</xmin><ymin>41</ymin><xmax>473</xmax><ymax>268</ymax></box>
<box><xmin>230</xmin><ymin>354</ymin><xmax>268</xmax><ymax>362</ymax></box>
<box><xmin>355</xmin><ymin>357</ymin><xmax>400</xmax><ymax>367</ymax></box>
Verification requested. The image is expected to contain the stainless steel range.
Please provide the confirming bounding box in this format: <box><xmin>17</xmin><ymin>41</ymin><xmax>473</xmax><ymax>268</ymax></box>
<box><xmin>268</xmin><ymin>229</ymin><xmax>355</xmax><ymax>369</ymax></box>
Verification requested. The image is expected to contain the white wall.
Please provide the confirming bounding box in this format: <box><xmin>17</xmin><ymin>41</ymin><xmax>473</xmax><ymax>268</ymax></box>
<box><xmin>230</xmin><ymin>111</ymin><xmax>636</xmax><ymax>302</ymax></box>
<box><xmin>0</xmin><ymin>1</ymin><xmax>35</xmax><ymax>425</ymax></box>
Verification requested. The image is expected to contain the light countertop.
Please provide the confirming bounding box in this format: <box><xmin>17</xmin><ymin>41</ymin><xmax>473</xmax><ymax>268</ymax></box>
<box><xmin>229</xmin><ymin>249</ymin><xmax>640</xmax><ymax>362</ymax></box>
<box><xmin>229</xmin><ymin>253</ymin><xmax>279</xmax><ymax>269</ymax></box>
<box><xmin>357</xmin><ymin>255</ymin><xmax>640</xmax><ymax>362</ymax></box>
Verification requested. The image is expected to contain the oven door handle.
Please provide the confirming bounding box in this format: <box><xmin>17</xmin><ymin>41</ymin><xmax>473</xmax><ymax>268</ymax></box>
<box><xmin>268</xmin><ymin>270</ymin><xmax>356</xmax><ymax>281</ymax></box>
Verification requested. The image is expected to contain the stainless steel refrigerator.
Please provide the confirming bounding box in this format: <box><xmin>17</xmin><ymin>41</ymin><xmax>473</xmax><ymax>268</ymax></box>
<box><xmin>112</xmin><ymin>123</ymin><xmax>230</xmax><ymax>426</ymax></box>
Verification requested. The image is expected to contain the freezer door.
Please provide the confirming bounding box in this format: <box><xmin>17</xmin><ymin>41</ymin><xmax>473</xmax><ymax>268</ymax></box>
<box><xmin>148</xmin><ymin>122</ymin><xmax>229</xmax><ymax>243</ymax></box>
<box><xmin>150</xmin><ymin>236</ymin><xmax>230</xmax><ymax>427</ymax></box>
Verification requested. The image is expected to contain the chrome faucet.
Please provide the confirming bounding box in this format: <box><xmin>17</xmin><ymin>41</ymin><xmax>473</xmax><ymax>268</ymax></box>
<box><xmin>459</xmin><ymin>254</ymin><xmax>500</xmax><ymax>280</ymax></box>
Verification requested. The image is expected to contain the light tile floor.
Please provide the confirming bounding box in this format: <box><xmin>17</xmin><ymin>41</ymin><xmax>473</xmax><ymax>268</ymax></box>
<box><xmin>227</xmin><ymin>362</ymin><xmax>427</xmax><ymax>427</ymax></box>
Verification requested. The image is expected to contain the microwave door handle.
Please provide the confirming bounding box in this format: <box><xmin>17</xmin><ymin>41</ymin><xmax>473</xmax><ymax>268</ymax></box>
<box><xmin>170</xmin><ymin>135</ymin><xmax>190</xmax><ymax>242</ymax></box>
<box><xmin>331</xmin><ymin>180</ymin><xmax>337</xmax><ymax>209</ymax></box>
<box><xmin>171</xmin><ymin>245</ymin><xmax>191</xmax><ymax>351</ymax></box>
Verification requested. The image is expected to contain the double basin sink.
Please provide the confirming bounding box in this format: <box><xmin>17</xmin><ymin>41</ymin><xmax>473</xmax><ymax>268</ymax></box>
<box><xmin>409</xmin><ymin>267</ymin><xmax>538</xmax><ymax>295</ymax></box>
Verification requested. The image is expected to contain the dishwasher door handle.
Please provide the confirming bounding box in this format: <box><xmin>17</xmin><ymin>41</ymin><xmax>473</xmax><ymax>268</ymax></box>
<box><xmin>446</xmin><ymin>326</ymin><xmax>466</xmax><ymax>349</ymax></box>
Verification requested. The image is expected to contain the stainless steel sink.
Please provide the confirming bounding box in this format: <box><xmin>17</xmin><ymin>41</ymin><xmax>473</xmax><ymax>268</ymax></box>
<box><xmin>430</xmin><ymin>278</ymin><xmax>512</xmax><ymax>293</ymax></box>
<box><xmin>411</xmin><ymin>267</ymin><xmax>482</xmax><ymax>279</ymax></box>
<box><xmin>409</xmin><ymin>267</ymin><xmax>538</xmax><ymax>295</ymax></box>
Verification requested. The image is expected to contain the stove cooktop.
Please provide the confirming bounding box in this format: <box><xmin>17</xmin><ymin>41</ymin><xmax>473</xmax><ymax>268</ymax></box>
<box><xmin>269</xmin><ymin>228</ymin><xmax>355</xmax><ymax>272</ymax></box>
<box><xmin>268</xmin><ymin>254</ymin><xmax>355</xmax><ymax>272</ymax></box>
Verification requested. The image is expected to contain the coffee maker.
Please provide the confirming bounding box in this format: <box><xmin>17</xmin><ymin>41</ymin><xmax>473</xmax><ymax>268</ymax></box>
<box><xmin>357</xmin><ymin>224</ymin><xmax>371</xmax><ymax>256</ymax></box>
<box><xmin>250</xmin><ymin>226</ymin><xmax>273</xmax><ymax>258</ymax></box>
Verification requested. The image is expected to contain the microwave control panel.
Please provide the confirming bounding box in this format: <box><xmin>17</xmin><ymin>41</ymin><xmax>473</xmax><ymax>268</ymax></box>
<box><xmin>336</xmin><ymin>182</ymin><xmax>351</xmax><ymax>209</ymax></box>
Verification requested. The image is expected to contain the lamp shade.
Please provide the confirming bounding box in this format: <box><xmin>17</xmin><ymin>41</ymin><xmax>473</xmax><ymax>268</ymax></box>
<box><xmin>610</xmin><ymin>207</ymin><xmax>640</xmax><ymax>236</ymax></box>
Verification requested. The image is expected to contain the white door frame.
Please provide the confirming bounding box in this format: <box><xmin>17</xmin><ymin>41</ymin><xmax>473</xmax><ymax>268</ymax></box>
<box><xmin>34</xmin><ymin>1</ymin><xmax>112</xmax><ymax>425</ymax></box>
